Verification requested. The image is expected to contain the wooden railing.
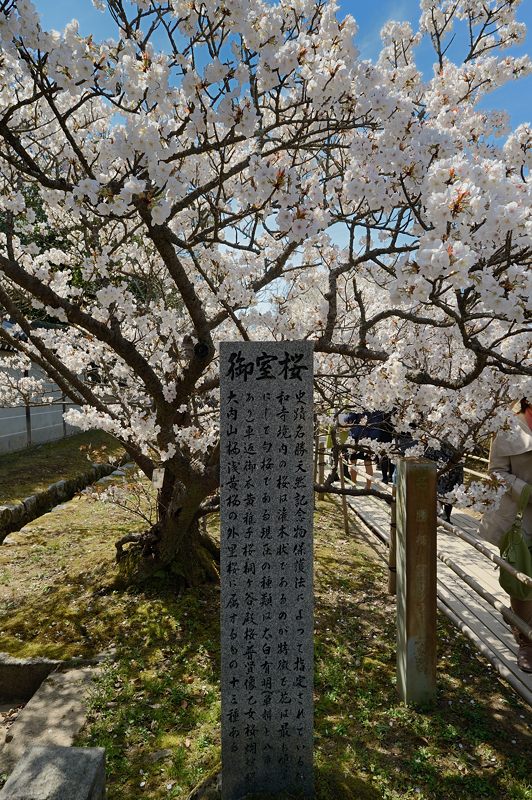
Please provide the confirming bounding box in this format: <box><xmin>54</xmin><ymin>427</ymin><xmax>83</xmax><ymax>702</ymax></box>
<box><xmin>315</xmin><ymin>437</ymin><xmax>532</xmax><ymax>705</ymax></box>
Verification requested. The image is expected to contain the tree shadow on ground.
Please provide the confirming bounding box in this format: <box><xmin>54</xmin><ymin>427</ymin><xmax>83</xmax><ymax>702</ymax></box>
<box><xmin>312</xmin><ymin>523</ymin><xmax>531</xmax><ymax>800</ymax></box>
<box><xmin>315</xmin><ymin>763</ymin><xmax>382</xmax><ymax>799</ymax></box>
<box><xmin>2</xmin><ymin>497</ymin><xmax>530</xmax><ymax>799</ymax></box>
<box><xmin>186</xmin><ymin>762</ymin><xmax>382</xmax><ymax>800</ymax></box>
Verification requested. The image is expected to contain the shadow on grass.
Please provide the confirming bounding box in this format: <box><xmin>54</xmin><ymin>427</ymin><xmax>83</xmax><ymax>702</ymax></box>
<box><xmin>4</xmin><ymin>557</ymin><xmax>531</xmax><ymax>800</ymax></box>
<box><xmin>77</xmin><ymin>579</ymin><xmax>223</xmax><ymax>797</ymax></box>
<box><xmin>2</xmin><ymin>496</ymin><xmax>530</xmax><ymax>799</ymax></box>
<box><xmin>186</xmin><ymin>761</ymin><xmax>383</xmax><ymax>800</ymax></box>
<box><xmin>315</xmin><ymin>763</ymin><xmax>382</xmax><ymax>800</ymax></box>
<box><xmin>311</xmin><ymin>513</ymin><xmax>531</xmax><ymax>800</ymax></box>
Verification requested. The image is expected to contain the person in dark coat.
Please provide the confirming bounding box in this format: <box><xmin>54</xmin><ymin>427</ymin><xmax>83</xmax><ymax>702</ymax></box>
<box><xmin>368</xmin><ymin>410</ymin><xmax>395</xmax><ymax>483</ymax></box>
<box><xmin>345</xmin><ymin>410</ymin><xmax>396</xmax><ymax>485</ymax></box>
<box><xmin>345</xmin><ymin>410</ymin><xmax>375</xmax><ymax>489</ymax></box>
<box><xmin>424</xmin><ymin>442</ymin><xmax>464</xmax><ymax>522</ymax></box>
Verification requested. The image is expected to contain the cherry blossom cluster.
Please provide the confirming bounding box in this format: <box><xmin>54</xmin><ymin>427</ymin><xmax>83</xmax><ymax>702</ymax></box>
<box><xmin>0</xmin><ymin>0</ymin><xmax>529</xmax><ymax>516</ymax></box>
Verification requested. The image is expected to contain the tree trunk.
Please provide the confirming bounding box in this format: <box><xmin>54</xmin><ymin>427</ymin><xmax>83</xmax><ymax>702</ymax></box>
<box><xmin>115</xmin><ymin>492</ymin><xmax>219</xmax><ymax>588</ymax></box>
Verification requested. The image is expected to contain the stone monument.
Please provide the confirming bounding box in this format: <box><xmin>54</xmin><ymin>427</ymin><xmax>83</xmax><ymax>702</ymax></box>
<box><xmin>220</xmin><ymin>341</ymin><xmax>314</xmax><ymax>800</ymax></box>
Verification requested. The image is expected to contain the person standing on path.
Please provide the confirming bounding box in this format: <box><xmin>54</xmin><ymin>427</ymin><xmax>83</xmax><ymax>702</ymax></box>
<box><xmin>424</xmin><ymin>442</ymin><xmax>464</xmax><ymax>523</ymax></box>
<box><xmin>345</xmin><ymin>410</ymin><xmax>374</xmax><ymax>490</ymax></box>
<box><xmin>479</xmin><ymin>398</ymin><xmax>532</xmax><ymax>673</ymax></box>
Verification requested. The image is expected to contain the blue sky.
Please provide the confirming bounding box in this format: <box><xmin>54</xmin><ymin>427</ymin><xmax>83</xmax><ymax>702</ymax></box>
<box><xmin>32</xmin><ymin>0</ymin><xmax>532</xmax><ymax>129</ymax></box>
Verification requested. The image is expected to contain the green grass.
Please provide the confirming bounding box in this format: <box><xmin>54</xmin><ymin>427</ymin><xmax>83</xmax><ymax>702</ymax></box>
<box><xmin>0</xmin><ymin>494</ymin><xmax>530</xmax><ymax>799</ymax></box>
<box><xmin>0</xmin><ymin>492</ymin><xmax>143</xmax><ymax>658</ymax></box>
<box><xmin>0</xmin><ymin>430</ymin><xmax>125</xmax><ymax>505</ymax></box>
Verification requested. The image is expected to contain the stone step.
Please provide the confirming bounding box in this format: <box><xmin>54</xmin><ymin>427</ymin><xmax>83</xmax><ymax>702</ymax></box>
<box><xmin>1</xmin><ymin>667</ymin><xmax>96</xmax><ymax>777</ymax></box>
<box><xmin>0</xmin><ymin>745</ymin><xmax>105</xmax><ymax>799</ymax></box>
<box><xmin>0</xmin><ymin>655</ymin><xmax>60</xmax><ymax>703</ymax></box>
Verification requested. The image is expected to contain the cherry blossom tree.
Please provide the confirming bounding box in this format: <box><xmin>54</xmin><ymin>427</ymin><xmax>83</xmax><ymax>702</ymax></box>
<box><xmin>0</xmin><ymin>0</ymin><xmax>530</xmax><ymax>585</ymax></box>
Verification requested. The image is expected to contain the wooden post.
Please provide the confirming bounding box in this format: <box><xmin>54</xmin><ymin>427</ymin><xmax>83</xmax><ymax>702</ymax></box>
<box><xmin>23</xmin><ymin>368</ymin><xmax>31</xmax><ymax>447</ymax></box>
<box><xmin>338</xmin><ymin>451</ymin><xmax>350</xmax><ymax>537</ymax></box>
<box><xmin>24</xmin><ymin>403</ymin><xmax>31</xmax><ymax>447</ymax></box>
<box><xmin>396</xmin><ymin>458</ymin><xmax>437</xmax><ymax>705</ymax></box>
<box><xmin>314</xmin><ymin>433</ymin><xmax>319</xmax><ymax>483</ymax></box>
<box><xmin>62</xmin><ymin>393</ymin><xmax>67</xmax><ymax>438</ymax></box>
<box><xmin>318</xmin><ymin>439</ymin><xmax>325</xmax><ymax>485</ymax></box>
<box><xmin>363</xmin><ymin>454</ymin><xmax>373</xmax><ymax>491</ymax></box>
<box><xmin>388</xmin><ymin>485</ymin><xmax>397</xmax><ymax>594</ymax></box>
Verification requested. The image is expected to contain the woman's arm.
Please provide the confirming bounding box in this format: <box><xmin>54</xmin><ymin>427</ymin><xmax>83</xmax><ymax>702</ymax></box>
<box><xmin>489</xmin><ymin>437</ymin><xmax>529</xmax><ymax>500</ymax></box>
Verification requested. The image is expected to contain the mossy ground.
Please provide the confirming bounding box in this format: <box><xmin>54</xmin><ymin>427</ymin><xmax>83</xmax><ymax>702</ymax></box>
<box><xmin>0</xmin><ymin>492</ymin><xmax>530</xmax><ymax>799</ymax></box>
<box><xmin>0</xmin><ymin>430</ymin><xmax>124</xmax><ymax>505</ymax></box>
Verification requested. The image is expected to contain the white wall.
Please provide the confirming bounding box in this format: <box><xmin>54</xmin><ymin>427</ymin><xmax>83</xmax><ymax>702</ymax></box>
<box><xmin>0</xmin><ymin>402</ymin><xmax>81</xmax><ymax>453</ymax></box>
<box><xmin>0</xmin><ymin>360</ymin><xmax>80</xmax><ymax>453</ymax></box>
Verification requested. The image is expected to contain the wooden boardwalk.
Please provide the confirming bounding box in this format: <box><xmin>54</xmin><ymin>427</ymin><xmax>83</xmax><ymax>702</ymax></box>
<box><xmin>341</xmin><ymin>484</ymin><xmax>532</xmax><ymax>707</ymax></box>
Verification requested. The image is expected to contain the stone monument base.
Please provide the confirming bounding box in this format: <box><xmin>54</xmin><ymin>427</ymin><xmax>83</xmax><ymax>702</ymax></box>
<box><xmin>187</xmin><ymin>770</ymin><xmax>308</xmax><ymax>800</ymax></box>
<box><xmin>188</xmin><ymin>768</ymin><xmax>221</xmax><ymax>800</ymax></box>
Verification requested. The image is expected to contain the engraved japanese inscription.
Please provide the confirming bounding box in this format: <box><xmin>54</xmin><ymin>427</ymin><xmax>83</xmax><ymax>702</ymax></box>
<box><xmin>220</xmin><ymin>341</ymin><xmax>314</xmax><ymax>800</ymax></box>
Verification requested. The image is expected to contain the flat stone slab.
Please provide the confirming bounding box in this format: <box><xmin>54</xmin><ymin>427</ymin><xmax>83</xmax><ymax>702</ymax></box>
<box><xmin>0</xmin><ymin>745</ymin><xmax>105</xmax><ymax>799</ymax></box>
<box><xmin>1</xmin><ymin>668</ymin><xmax>97</xmax><ymax>776</ymax></box>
